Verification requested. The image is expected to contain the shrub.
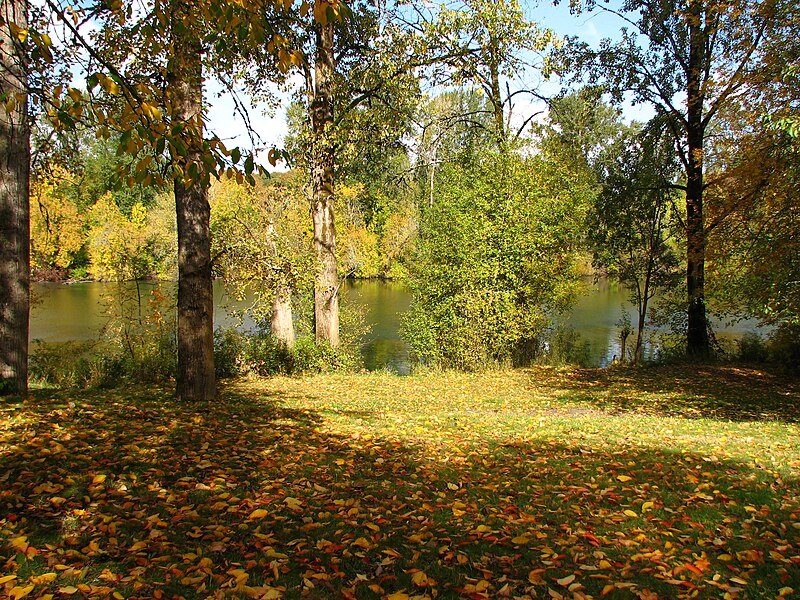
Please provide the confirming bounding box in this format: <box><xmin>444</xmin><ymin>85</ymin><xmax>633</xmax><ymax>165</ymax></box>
<box><xmin>738</xmin><ymin>332</ymin><xmax>769</xmax><ymax>363</ymax></box>
<box><xmin>767</xmin><ymin>324</ymin><xmax>800</xmax><ymax>371</ymax></box>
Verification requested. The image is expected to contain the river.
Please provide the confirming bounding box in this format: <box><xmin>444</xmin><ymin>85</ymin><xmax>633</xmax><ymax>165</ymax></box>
<box><xmin>29</xmin><ymin>279</ymin><xmax>764</xmax><ymax>372</ymax></box>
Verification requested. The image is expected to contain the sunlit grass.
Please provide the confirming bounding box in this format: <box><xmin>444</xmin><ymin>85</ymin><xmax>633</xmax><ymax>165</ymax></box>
<box><xmin>1</xmin><ymin>364</ymin><xmax>798</xmax><ymax>599</ymax></box>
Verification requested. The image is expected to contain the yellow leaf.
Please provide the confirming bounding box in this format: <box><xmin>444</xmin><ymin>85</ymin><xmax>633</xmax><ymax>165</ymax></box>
<box><xmin>352</xmin><ymin>537</ymin><xmax>371</xmax><ymax>549</ymax></box>
<box><xmin>511</xmin><ymin>534</ymin><xmax>530</xmax><ymax>544</ymax></box>
<box><xmin>57</xmin><ymin>587</ymin><xmax>79</xmax><ymax>595</ymax></box>
<box><xmin>386</xmin><ymin>593</ymin><xmax>410</xmax><ymax>600</ymax></box>
<box><xmin>641</xmin><ymin>501</ymin><xmax>654</xmax><ymax>511</ymax></box>
<box><xmin>0</xmin><ymin>574</ymin><xmax>17</xmax><ymax>584</ymax></box>
<box><xmin>617</xmin><ymin>475</ymin><xmax>632</xmax><ymax>482</ymax></box>
<box><xmin>92</xmin><ymin>474</ymin><xmax>107</xmax><ymax>484</ymax></box>
<box><xmin>10</xmin><ymin>536</ymin><xmax>28</xmax><ymax>551</ymax></box>
<box><xmin>598</xmin><ymin>560</ymin><xmax>612</xmax><ymax>569</ymax></box>
<box><xmin>556</xmin><ymin>574</ymin><xmax>576</xmax><ymax>587</ymax></box>
<box><xmin>718</xmin><ymin>554</ymin><xmax>733</xmax><ymax>561</ymax></box>
<box><xmin>474</xmin><ymin>524</ymin><xmax>491</xmax><ymax>533</ymax></box>
<box><xmin>9</xmin><ymin>585</ymin><xmax>34</xmax><ymax>600</ymax></box>
<box><xmin>623</xmin><ymin>509</ymin><xmax>638</xmax><ymax>518</ymax></box>
<box><xmin>248</xmin><ymin>508</ymin><xmax>268</xmax><ymax>520</ymax></box>
<box><xmin>411</xmin><ymin>571</ymin><xmax>428</xmax><ymax>587</ymax></box>
<box><xmin>528</xmin><ymin>569</ymin><xmax>546</xmax><ymax>584</ymax></box>
<box><xmin>29</xmin><ymin>573</ymin><xmax>57</xmax><ymax>585</ymax></box>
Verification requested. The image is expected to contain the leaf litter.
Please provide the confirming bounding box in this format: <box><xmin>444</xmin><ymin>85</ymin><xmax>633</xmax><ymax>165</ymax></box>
<box><xmin>1</xmin><ymin>365</ymin><xmax>799</xmax><ymax>599</ymax></box>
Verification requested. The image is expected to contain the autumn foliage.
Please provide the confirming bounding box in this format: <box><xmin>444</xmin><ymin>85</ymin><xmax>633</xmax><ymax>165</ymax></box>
<box><xmin>2</xmin><ymin>366</ymin><xmax>799</xmax><ymax>599</ymax></box>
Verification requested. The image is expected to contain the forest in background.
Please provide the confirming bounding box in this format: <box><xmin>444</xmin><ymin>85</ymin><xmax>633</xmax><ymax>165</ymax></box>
<box><xmin>2</xmin><ymin>0</ymin><xmax>799</xmax><ymax>397</ymax></box>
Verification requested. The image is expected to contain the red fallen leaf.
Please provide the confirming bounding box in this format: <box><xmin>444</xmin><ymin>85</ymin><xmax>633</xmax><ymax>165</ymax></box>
<box><xmin>683</xmin><ymin>563</ymin><xmax>703</xmax><ymax>576</ymax></box>
<box><xmin>584</xmin><ymin>533</ymin><xmax>600</xmax><ymax>547</ymax></box>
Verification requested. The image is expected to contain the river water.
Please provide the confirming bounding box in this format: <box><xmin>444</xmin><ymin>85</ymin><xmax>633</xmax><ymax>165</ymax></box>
<box><xmin>30</xmin><ymin>279</ymin><xmax>763</xmax><ymax>372</ymax></box>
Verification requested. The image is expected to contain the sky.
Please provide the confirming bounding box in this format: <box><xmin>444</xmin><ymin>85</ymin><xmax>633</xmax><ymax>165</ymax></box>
<box><xmin>203</xmin><ymin>0</ymin><xmax>650</xmax><ymax>166</ymax></box>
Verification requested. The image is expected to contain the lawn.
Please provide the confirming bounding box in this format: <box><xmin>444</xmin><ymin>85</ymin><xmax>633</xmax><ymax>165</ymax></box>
<box><xmin>1</xmin><ymin>365</ymin><xmax>799</xmax><ymax>599</ymax></box>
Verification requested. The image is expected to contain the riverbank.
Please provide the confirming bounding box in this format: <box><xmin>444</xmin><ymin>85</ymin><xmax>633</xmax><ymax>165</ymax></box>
<box><xmin>2</xmin><ymin>366</ymin><xmax>798</xmax><ymax>599</ymax></box>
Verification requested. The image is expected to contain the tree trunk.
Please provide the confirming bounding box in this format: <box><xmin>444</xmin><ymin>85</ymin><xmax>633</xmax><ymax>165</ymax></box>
<box><xmin>0</xmin><ymin>0</ymin><xmax>30</xmax><ymax>395</ymax></box>
<box><xmin>685</xmin><ymin>6</ymin><xmax>710</xmax><ymax>357</ymax></box>
<box><xmin>487</xmin><ymin>38</ymin><xmax>506</xmax><ymax>153</ymax></box>
<box><xmin>169</xmin><ymin>2</ymin><xmax>216</xmax><ymax>401</ymax></box>
<box><xmin>271</xmin><ymin>286</ymin><xmax>295</xmax><ymax>349</ymax></box>
<box><xmin>311</xmin><ymin>21</ymin><xmax>339</xmax><ymax>347</ymax></box>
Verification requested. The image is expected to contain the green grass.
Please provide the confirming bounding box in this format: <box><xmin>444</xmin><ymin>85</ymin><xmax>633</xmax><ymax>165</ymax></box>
<box><xmin>1</xmin><ymin>364</ymin><xmax>799</xmax><ymax>599</ymax></box>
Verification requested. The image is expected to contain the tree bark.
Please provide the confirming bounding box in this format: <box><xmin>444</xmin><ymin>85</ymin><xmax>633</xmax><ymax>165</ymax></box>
<box><xmin>169</xmin><ymin>2</ymin><xmax>216</xmax><ymax>401</ymax></box>
<box><xmin>271</xmin><ymin>285</ymin><xmax>295</xmax><ymax>349</ymax></box>
<box><xmin>685</xmin><ymin>3</ymin><xmax>710</xmax><ymax>357</ymax></box>
<box><xmin>311</xmin><ymin>21</ymin><xmax>339</xmax><ymax>347</ymax></box>
<box><xmin>0</xmin><ymin>0</ymin><xmax>30</xmax><ymax>395</ymax></box>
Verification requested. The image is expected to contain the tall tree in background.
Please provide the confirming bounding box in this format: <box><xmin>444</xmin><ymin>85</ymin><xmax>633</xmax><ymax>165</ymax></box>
<box><xmin>0</xmin><ymin>0</ymin><xmax>30</xmax><ymax>394</ymax></box>
<box><xmin>559</xmin><ymin>0</ymin><xmax>775</xmax><ymax>357</ymax></box>
<box><xmin>589</xmin><ymin>119</ymin><xmax>682</xmax><ymax>364</ymax></box>
<box><xmin>412</xmin><ymin>0</ymin><xmax>554</xmax><ymax>153</ymax></box>
<box><xmin>277</xmin><ymin>1</ymin><xmax>418</xmax><ymax>346</ymax></box>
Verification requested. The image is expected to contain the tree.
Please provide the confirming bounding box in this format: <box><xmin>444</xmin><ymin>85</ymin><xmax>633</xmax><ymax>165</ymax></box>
<box><xmin>275</xmin><ymin>1</ymin><xmax>419</xmax><ymax>346</ymax></box>
<box><xmin>403</xmin><ymin>152</ymin><xmax>587</xmax><ymax>370</ymax></box>
<box><xmin>167</xmin><ymin>0</ymin><xmax>216</xmax><ymax>401</ymax></box>
<box><xmin>0</xmin><ymin>0</ymin><xmax>30</xmax><ymax>394</ymax></box>
<box><xmin>413</xmin><ymin>0</ymin><xmax>554</xmax><ymax>153</ymax></box>
<box><xmin>588</xmin><ymin>120</ymin><xmax>682</xmax><ymax>364</ymax></box>
<box><xmin>558</xmin><ymin>0</ymin><xmax>775</xmax><ymax>357</ymax></box>
<box><xmin>211</xmin><ymin>172</ymin><xmax>315</xmax><ymax>349</ymax></box>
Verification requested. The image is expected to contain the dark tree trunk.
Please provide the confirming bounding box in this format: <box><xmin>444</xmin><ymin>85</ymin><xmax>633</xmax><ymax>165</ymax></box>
<box><xmin>0</xmin><ymin>0</ymin><xmax>30</xmax><ymax>395</ymax></box>
<box><xmin>685</xmin><ymin>7</ymin><xmax>710</xmax><ymax>357</ymax></box>
<box><xmin>169</xmin><ymin>2</ymin><xmax>216</xmax><ymax>401</ymax></box>
<box><xmin>311</xmin><ymin>21</ymin><xmax>339</xmax><ymax>347</ymax></box>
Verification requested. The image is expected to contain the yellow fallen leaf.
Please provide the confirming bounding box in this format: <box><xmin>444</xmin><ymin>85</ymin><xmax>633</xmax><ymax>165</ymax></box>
<box><xmin>556</xmin><ymin>574</ymin><xmax>576</xmax><ymax>587</ymax></box>
<box><xmin>57</xmin><ymin>587</ymin><xmax>79</xmax><ymax>595</ymax></box>
<box><xmin>411</xmin><ymin>571</ymin><xmax>429</xmax><ymax>587</ymax></box>
<box><xmin>29</xmin><ymin>573</ymin><xmax>57</xmax><ymax>585</ymax></box>
<box><xmin>9</xmin><ymin>585</ymin><xmax>34</xmax><ymax>600</ymax></box>
<box><xmin>10</xmin><ymin>536</ymin><xmax>28</xmax><ymax>551</ymax></box>
<box><xmin>386</xmin><ymin>593</ymin><xmax>409</xmax><ymax>600</ymax></box>
<box><xmin>718</xmin><ymin>554</ymin><xmax>733</xmax><ymax>561</ymax></box>
<box><xmin>0</xmin><ymin>574</ymin><xmax>18</xmax><ymax>584</ymax></box>
<box><xmin>623</xmin><ymin>509</ymin><xmax>638</xmax><ymax>518</ymax></box>
<box><xmin>617</xmin><ymin>475</ymin><xmax>632</xmax><ymax>482</ymax></box>
<box><xmin>511</xmin><ymin>534</ymin><xmax>530</xmax><ymax>544</ymax></box>
<box><xmin>528</xmin><ymin>569</ymin><xmax>546</xmax><ymax>585</ymax></box>
<box><xmin>352</xmin><ymin>537</ymin><xmax>371</xmax><ymax>549</ymax></box>
<box><xmin>598</xmin><ymin>560</ymin><xmax>612</xmax><ymax>569</ymax></box>
<box><xmin>92</xmin><ymin>474</ymin><xmax>107</xmax><ymax>484</ymax></box>
<box><xmin>248</xmin><ymin>508</ymin><xmax>269</xmax><ymax>520</ymax></box>
<box><xmin>641</xmin><ymin>501</ymin><xmax>654</xmax><ymax>511</ymax></box>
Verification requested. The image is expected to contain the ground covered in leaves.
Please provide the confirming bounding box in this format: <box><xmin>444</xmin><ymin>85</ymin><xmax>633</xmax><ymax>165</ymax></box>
<box><xmin>1</xmin><ymin>365</ymin><xmax>799</xmax><ymax>599</ymax></box>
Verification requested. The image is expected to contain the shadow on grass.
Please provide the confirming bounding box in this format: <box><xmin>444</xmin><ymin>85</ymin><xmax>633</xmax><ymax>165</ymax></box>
<box><xmin>528</xmin><ymin>364</ymin><xmax>800</xmax><ymax>423</ymax></box>
<box><xmin>0</xmin><ymin>385</ymin><xmax>798</xmax><ymax>599</ymax></box>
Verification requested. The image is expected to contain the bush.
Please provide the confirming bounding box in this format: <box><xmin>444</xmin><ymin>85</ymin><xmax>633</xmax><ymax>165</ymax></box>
<box><xmin>214</xmin><ymin>328</ymin><xmax>248</xmax><ymax>379</ymax></box>
<box><xmin>540</xmin><ymin>326</ymin><xmax>594</xmax><ymax>367</ymax></box>
<box><xmin>738</xmin><ymin>332</ymin><xmax>769</xmax><ymax>363</ymax></box>
<box><xmin>403</xmin><ymin>154</ymin><xmax>585</xmax><ymax>371</ymax></box>
<box><xmin>767</xmin><ymin>324</ymin><xmax>800</xmax><ymax>371</ymax></box>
